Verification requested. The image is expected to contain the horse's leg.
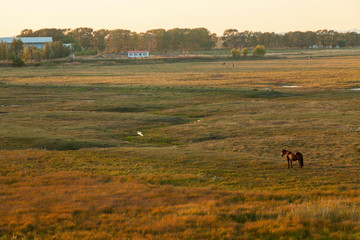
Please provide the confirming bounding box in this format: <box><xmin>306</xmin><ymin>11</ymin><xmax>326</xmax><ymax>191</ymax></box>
<box><xmin>287</xmin><ymin>158</ymin><xmax>290</xmax><ymax>168</ymax></box>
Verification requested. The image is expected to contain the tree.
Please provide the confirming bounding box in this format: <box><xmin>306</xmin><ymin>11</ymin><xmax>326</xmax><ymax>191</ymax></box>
<box><xmin>41</xmin><ymin>42</ymin><xmax>70</xmax><ymax>59</ymax></box>
<box><xmin>187</xmin><ymin>28</ymin><xmax>216</xmax><ymax>50</ymax></box>
<box><xmin>94</xmin><ymin>29</ymin><xmax>109</xmax><ymax>52</ymax></box>
<box><xmin>146</xmin><ymin>29</ymin><xmax>168</xmax><ymax>51</ymax></box>
<box><xmin>42</xmin><ymin>42</ymin><xmax>52</xmax><ymax>59</ymax></box>
<box><xmin>23</xmin><ymin>44</ymin><xmax>32</xmax><ymax>62</ymax></box>
<box><xmin>18</xmin><ymin>29</ymin><xmax>33</xmax><ymax>37</ymax></box>
<box><xmin>167</xmin><ymin>28</ymin><xmax>187</xmax><ymax>51</ymax></box>
<box><xmin>231</xmin><ymin>48</ymin><xmax>241</xmax><ymax>58</ymax></box>
<box><xmin>242</xmin><ymin>48</ymin><xmax>248</xmax><ymax>57</ymax></box>
<box><xmin>69</xmin><ymin>28</ymin><xmax>94</xmax><ymax>50</ymax></box>
<box><xmin>10</xmin><ymin>39</ymin><xmax>24</xmax><ymax>59</ymax></box>
<box><xmin>344</xmin><ymin>31</ymin><xmax>360</xmax><ymax>47</ymax></box>
<box><xmin>0</xmin><ymin>41</ymin><xmax>9</xmax><ymax>63</ymax></box>
<box><xmin>337</xmin><ymin>40</ymin><xmax>346</xmax><ymax>48</ymax></box>
<box><xmin>238</xmin><ymin>31</ymin><xmax>251</xmax><ymax>48</ymax></box>
<box><xmin>222</xmin><ymin>29</ymin><xmax>240</xmax><ymax>49</ymax></box>
<box><xmin>250</xmin><ymin>32</ymin><xmax>262</xmax><ymax>47</ymax></box>
<box><xmin>303</xmin><ymin>31</ymin><xmax>318</xmax><ymax>47</ymax></box>
<box><xmin>107</xmin><ymin>29</ymin><xmax>132</xmax><ymax>53</ymax></box>
<box><xmin>129</xmin><ymin>31</ymin><xmax>140</xmax><ymax>50</ymax></box>
<box><xmin>18</xmin><ymin>28</ymin><xmax>71</xmax><ymax>42</ymax></box>
<box><xmin>32</xmin><ymin>48</ymin><xmax>42</xmax><ymax>62</ymax></box>
<box><xmin>253</xmin><ymin>45</ymin><xmax>266</xmax><ymax>57</ymax></box>
<box><xmin>53</xmin><ymin>41</ymin><xmax>65</xmax><ymax>58</ymax></box>
<box><xmin>141</xmin><ymin>31</ymin><xmax>157</xmax><ymax>51</ymax></box>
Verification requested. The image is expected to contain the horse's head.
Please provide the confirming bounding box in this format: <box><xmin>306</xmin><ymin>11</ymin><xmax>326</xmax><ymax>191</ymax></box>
<box><xmin>281</xmin><ymin>149</ymin><xmax>287</xmax><ymax>157</ymax></box>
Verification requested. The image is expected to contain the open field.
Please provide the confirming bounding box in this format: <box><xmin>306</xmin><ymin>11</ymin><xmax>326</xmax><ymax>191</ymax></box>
<box><xmin>152</xmin><ymin>48</ymin><xmax>360</xmax><ymax>58</ymax></box>
<box><xmin>0</xmin><ymin>55</ymin><xmax>359</xmax><ymax>239</ymax></box>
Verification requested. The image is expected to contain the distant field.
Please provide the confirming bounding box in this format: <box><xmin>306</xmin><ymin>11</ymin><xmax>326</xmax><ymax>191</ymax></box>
<box><xmin>0</xmin><ymin>55</ymin><xmax>359</xmax><ymax>239</ymax></box>
<box><xmin>1</xmin><ymin>55</ymin><xmax>360</xmax><ymax>89</ymax></box>
<box><xmin>151</xmin><ymin>47</ymin><xmax>360</xmax><ymax>58</ymax></box>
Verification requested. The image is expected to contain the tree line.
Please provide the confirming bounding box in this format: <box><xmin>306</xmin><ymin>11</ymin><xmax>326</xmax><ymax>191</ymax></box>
<box><xmin>18</xmin><ymin>28</ymin><xmax>217</xmax><ymax>53</ymax></box>
<box><xmin>222</xmin><ymin>29</ymin><xmax>360</xmax><ymax>49</ymax></box>
<box><xmin>1</xmin><ymin>27</ymin><xmax>359</xmax><ymax>65</ymax></box>
<box><xmin>17</xmin><ymin>28</ymin><xmax>360</xmax><ymax>53</ymax></box>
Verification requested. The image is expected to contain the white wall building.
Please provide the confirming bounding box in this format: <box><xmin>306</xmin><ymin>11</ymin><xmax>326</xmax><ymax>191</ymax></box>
<box><xmin>128</xmin><ymin>51</ymin><xmax>149</xmax><ymax>58</ymax></box>
<box><xmin>0</xmin><ymin>37</ymin><xmax>53</xmax><ymax>49</ymax></box>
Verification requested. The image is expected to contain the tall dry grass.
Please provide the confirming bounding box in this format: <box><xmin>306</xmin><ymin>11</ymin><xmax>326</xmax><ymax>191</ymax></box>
<box><xmin>286</xmin><ymin>199</ymin><xmax>360</xmax><ymax>222</ymax></box>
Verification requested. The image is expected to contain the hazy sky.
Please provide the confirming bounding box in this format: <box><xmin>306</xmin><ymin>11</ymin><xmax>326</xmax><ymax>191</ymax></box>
<box><xmin>0</xmin><ymin>0</ymin><xmax>359</xmax><ymax>36</ymax></box>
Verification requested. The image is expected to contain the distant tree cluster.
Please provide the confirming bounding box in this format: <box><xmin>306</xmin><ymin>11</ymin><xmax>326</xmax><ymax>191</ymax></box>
<box><xmin>18</xmin><ymin>28</ymin><xmax>217</xmax><ymax>53</ymax></box>
<box><xmin>222</xmin><ymin>29</ymin><xmax>360</xmax><ymax>49</ymax></box>
<box><xmin>231</xmin><ymin>45</ymin><xmax>265</xmax><ymax>58</ymax></box>
<box><xmin>0</xmin><ymin>39</ymin><xmax>27</xmax><ymax>66</ymax></box>
<box><xmin>0</xmin><ymin>38</ymin><xmax>71</xmax><ymax>66</ymax></box>
<box><xmin>231</xmin><ymin>47</ymin><xmax>251</xmax><ymax>58</ymax></box>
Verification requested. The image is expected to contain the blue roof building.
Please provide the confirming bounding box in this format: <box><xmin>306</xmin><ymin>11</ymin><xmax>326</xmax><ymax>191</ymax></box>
<box><xmin>0</xmin><ymin>37</ymin><xmax>53</xmax><ymax>49</ymax></box>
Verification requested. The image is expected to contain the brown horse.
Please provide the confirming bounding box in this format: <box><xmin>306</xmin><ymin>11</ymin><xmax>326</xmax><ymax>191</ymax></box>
<box><xmin>281</xmin><ymin>149</ymin><xmax>304</xmax><ymax>168</ymax></box>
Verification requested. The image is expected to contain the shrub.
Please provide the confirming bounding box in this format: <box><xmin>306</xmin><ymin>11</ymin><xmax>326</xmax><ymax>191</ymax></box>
<box><xmin>253</xmin><ymin>45</ymin><xmax>266</xmax><ymax>58</ymax></box>
<box><xmin>75</xmin><ymin>48</ymin><xmax>98</xmax><ymax>56</ymax></box>
<box><xmin>13</xmin><ymin>57</ymin><xmax>25</xmax><ymax>67</ymax></box>
<box><xmin>231</xmin><ymin>48</ymin><xmax>241</xmax><ymax>58</ymax></box>
<box><xmin>242</xmin><ymin>48</ymin><xmax>248</xmax><ymax>57</ymax></box>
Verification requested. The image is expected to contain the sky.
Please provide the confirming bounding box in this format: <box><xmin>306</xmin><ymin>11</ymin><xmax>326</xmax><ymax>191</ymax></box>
<box><xmin>0</xmin><ymin>0</ymin><xmax>359</xmax><ymax>37</ymax></box>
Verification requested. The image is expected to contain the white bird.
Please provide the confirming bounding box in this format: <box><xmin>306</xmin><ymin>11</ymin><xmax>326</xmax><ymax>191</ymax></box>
<box><xmin>137</xmin><ymin>131</ymin><xmax>144</xmax><ymax>137</ymax></box>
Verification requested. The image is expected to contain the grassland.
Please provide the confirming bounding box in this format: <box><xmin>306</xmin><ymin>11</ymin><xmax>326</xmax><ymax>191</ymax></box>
<box><xmin>0</xmin><ymin>54</ymin><xmax>359</xmax><ymax>239</ymax></box>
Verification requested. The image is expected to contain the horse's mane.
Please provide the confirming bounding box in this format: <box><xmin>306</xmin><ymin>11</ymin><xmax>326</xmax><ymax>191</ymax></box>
<box><xmin>283</xmin><ymin>149</ymin><xmax>292</xmax><ymax>154</ymax></box>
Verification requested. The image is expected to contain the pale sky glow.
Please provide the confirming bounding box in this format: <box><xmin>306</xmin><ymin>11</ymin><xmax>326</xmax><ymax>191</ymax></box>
<box><xmin>0</xmin><ymin>0</ymin><xmax>359</xmax><ymax>37</ymax></box>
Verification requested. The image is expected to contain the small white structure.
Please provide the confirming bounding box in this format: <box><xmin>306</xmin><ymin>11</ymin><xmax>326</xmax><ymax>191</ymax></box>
<box><xmin>128</xmin><ymin>51</ymin><xmax>149</xmax><ymax>58</ymax></box>
<box><xmin>63</xmin><ymin>43</ymin><xmax>73</xmax><ymax>50</ymax></box>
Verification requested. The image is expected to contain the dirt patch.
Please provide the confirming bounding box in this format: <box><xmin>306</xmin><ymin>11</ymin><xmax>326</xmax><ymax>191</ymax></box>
<box><xmin>282</xmin><ymin>85</ymin><xmax>302</xmax><ymax>88</ymax></box>
<box><xmin>210</xmin><ymin>74</ymin><xmax>225</xmax><ymax>79</ymax></box>
<box><xmin>62</xmin><ymin>62</ymin><xmax>81</xmax><ymax>66</ymax></box>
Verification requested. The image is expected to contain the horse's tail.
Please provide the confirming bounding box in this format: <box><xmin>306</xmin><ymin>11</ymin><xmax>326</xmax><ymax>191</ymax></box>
<box><xmin>299</xmin><ymin>153</ymin><xmax>304</xmax><ymax>168</ymax></box>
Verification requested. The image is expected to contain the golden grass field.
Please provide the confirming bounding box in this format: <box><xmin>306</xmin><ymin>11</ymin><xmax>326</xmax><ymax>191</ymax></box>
<box><xmin>0</xmin><ymin>54</ymin><xmax>359</xmax><ymax>239</ymax></box>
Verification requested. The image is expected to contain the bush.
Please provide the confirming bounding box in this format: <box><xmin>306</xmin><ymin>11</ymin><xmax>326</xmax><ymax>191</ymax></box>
<box><xmin>253</xmin><ymin>45</ymin><xmax>266</xmax><ymax>58</ymax></box>
<box><xmin>75</xmin><ymin>48</ymin><xmax>98</xmax><ymax>56</ymax></box>
<box><xmin>242</xmin><ymin>48</ymin><xmax>248</xmax><ymax>57</ymax></box>
<box><xmin>231</xmin><ymin>48</ymin><xmax>241</xmax><ymax>58</ymax></box>
<box><xmin>13</xmin><ymin>57</ymin><xmax>25</xmax><ymax>67</ymax></box>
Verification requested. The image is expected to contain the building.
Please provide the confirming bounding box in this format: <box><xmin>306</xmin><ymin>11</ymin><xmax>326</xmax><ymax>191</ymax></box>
<box><xmin>128</xmin><ymin>51</ymin><xmax>149</xmax><ymax>58</ymax></box>
<box><xmin>63</xmin><ymin>43</ymin><xmax>73</xmax><ymax>50</ymax></box>
<box><xmin>0</xmin><ymin>37</ymin><xmax>53</xmax><ymax>49</ymax></box>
